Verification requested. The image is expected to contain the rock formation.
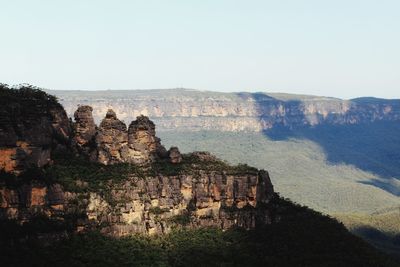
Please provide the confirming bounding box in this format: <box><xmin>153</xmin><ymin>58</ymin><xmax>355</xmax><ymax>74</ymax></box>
<box><xmin>168</xmin><ymin>146</ymin><xmax>182</xmax><ymax>164</ymax></box>
<box><xmin>0</xmin><ymin>91</ymin><xmax>173</xmax><ymax>170</ymax></box>
<box><xmin>0</xmin><ymin>85</ymin><xmax>71</xmax><ymax>173</ymax></box>
<box><xmin>71</xmin><ymin>107</ymin><xmax>172</xmax><ymax>165</ymax></box>
<box><xmin>127</xmin><ymin>115</ymin><xmax>163</xmax><ymax>164</ymax></box>
<box><xmin>0</xmin><ymin>86</ymin><xmax>275</xmax><ymax>237</ymax></box>
<box><xmin>96</xmin><ymin>109</ymin><xmax>129</xmax><ymax>165</ymax></box>
<box><xmin>80</xmin><ymin>109</ymin><xmax>169</xmax><ymax>165</ymax></box>
<box><xmin>0</xmin><ymin>156</ymin><xmax>274</xmax><ymax>236</ymax></box>
<box><xmin>72</xmin><ymin>105</ymin><xmax>97</xmax><ymax>159</ymax></box>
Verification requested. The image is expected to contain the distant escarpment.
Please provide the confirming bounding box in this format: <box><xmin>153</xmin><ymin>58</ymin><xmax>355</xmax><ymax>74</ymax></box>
<box><xmin>0</xmin><ymin>85</ymin><xmax>274</xmax><ymax>236</ymax></box>
<box><xmin>48</xmin><ymin>89</ymin><xmax>400</xmax><ymax>132</ymax></box>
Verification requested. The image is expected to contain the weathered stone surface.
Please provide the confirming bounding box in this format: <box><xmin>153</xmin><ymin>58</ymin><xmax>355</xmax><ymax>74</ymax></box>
<box><xmin>0</xmin><ymin>167</ymin><xmax>274</xmax><ymax>236</ymax></box>
<box><xmin>0</xmin><ymin>86</ymin><xmax>174</xmax><ymax>171</ymax></box>
<box><xmin>72</xmin><ymin>108</ymin><xmax>168</xmax><ymax>165</ymax></box>
<box><xmin>168</xmin><ymin>147</ymin><xmax>182</xmax><ymax>164</ymax></box>
<box><xmin>96</xmin><ymin>109</ymin><xmax>129</xmax><ymax>165</ymax></box>
<box><xmin>0</xmin><ymin>86</ymin><xmax>72</xmax><ymax>173</ymax></box>
<box><xmin>0</xmin><ymin>182</ymin><xmax>66</xmax><ymax>221</ymax></box>
<box><xmin>72</xmin><ymin>105</ymin><xmax>97</xmax><ymax>158</ymax></box>
<box><xmin>127</xmin><ymin>115</ymin><xmax>165</xmax><ymax>164</ymax></box>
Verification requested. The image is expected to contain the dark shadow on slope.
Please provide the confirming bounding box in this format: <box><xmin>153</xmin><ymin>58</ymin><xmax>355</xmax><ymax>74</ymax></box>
<box><xmin>263</xmin><ymin>121</ymin><xmax>400</xmax><ymax>180</ymax></box>
<box><xmin>359</xmin><ymin>179</ymin><xmax>400</xmax><ymax>196</ymax></box>
<box><xmin>352</xmin><ymin>226</ymin><xmax>400</xmax><ymax>260</ymax></box>
<box><xmin>241</xmin><ymin>92</ymin><xmax>400</xmax><ymax>194</ymax></box>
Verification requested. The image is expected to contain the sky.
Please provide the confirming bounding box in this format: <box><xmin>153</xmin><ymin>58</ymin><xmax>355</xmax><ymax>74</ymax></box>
<box><xmin>1</xmin><ymin>0</ymin><xmax>399</xmax><ymax>99</ymax></box>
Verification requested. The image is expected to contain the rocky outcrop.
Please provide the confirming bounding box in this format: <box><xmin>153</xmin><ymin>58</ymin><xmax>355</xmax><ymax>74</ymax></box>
<box><xmin>0</xmin><ymin>85</ymin><xmax>72</xmax><ymax>173</ymax></box>
<box><xmin>0</xmin><ymin>87</ymin><xmax>172</xmax><ymax>170</ymax></box>
<box><xmin>96</xmin><ymin>109</ymin><xmax>129</xmax><ymax>165</ymax></box>
<box><xmin>127</xmin><ymin>115</ymin><xmax>163</xmax><ymax>164</ymax></box>
<box><xmin>72</xmin><ymin>105</ymin><xmax>97</xmax><ymax>159</ymax></box>
<box><xmin>0</xmin><ymin>157</ymin><xmax>274</xmax><ymax>236</ymax></box>
<box><xmin>168</xmin><ymin>147</ymin><xmax>182</xmax><ymax>164</ymax></box>
<box><xmin>0</xmin><ymin>183</ymin><xmax>65</xmax><ymax>220</ymax></box>
<box><xmin>91</xmin><ymin>110</ymin><xmax>168</xmax><ymax>165</ymax></box>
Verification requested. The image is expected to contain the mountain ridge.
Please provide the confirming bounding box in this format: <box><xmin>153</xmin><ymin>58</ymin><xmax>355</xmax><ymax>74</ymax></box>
<box><xmin>46</xmin><ymin>88</ymin><xmax>400</xmax><ymax>133</ymax></box>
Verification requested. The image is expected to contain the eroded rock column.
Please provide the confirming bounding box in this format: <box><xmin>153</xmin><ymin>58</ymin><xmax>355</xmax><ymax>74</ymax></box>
<box><xmin>127</xmin><ymin>115</ymin><xmax>165</xmax><ymax>164</ymax></box>
<box><xmin>96</xmin><ymin>109</ymin><xmax>129</xmax><ymax>165</ymax></box>
<box><xmin>72</xmin><ymin>105</ymin><xmax>97</xmax><ymax>159</ymax></box>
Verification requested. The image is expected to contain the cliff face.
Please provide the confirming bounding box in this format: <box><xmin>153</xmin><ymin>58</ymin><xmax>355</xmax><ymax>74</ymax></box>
<box><xmin>0</xmin><ymin>86</ymin><xmax>275</xmax><ymax>236</ymax></box>
<box><xmin>49</xmin><ymin>89</ymin><xmax>400</xmax><ymax>132</ymax></box>
<box><xmin>0</xmin><ymin>86</ymin><xmax>71</xmax><ymax>173</ymax></box>
<box><xmin>0</xmin><ymin>156</ymin><xmax>273</xmax><ymax>236</ymax></box>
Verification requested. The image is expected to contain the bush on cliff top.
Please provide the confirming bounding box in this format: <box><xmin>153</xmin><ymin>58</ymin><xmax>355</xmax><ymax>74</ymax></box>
<box><xmin>0</xmin><ymin>84</ymin><xmax>61</xmax><ymax>112</ymax></box>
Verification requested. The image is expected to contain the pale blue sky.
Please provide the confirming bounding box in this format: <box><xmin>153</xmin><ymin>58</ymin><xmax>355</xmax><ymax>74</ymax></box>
<box><xmin>1</xmin><ymin>0</ymin><xmax>399</xmax><ymax>99</ymax></box>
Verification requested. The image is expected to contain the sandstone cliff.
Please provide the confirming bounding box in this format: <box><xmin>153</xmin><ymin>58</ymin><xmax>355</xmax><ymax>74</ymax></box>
<box><xmin>0</xmin><ymin>85</ymin><xmax>71</xmax><ymax>173</ymax></box>
<box><xmin>0</xmin><ymin>153</ymin><xmax>274</xmax><ymax>236</ymax></box>
<box><xmin>0</xmin><ymin>86</ymin><xmax>275</xmax><ymax>236</ymax></box>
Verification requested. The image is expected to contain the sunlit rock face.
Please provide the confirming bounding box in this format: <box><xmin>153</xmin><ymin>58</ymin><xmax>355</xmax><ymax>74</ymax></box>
<box><xmin>96</xmin><ymin>109</ymin><xmax>129</xmax><ymax>165</ymax></box>
<box><xmin>90</xmin><ymin>109</ymin><xmax>167</xmax><ymax>165</ymax></box>
<box><xmin>127</xmin><ymin>115</ymin><xmax>163</xmax><ymax>164</ymax></box>
<box><xmin>0</xmin><ymin>159</ymin><xmax>274</xmax><ymax>236</ymax></box>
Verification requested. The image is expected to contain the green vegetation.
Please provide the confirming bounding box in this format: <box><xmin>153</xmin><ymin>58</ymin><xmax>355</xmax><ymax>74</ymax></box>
<box><xmin>0</xmin><ymin>84</ymin><xmax>62</xmax><ymax>116</ymax></box>
<box><xmin>168</xmin><ymin>212</ymin><xmax>191</xmax><ymax>226</ymax></box>
<box><xmin>335</xmin><ymin>209</ymin><xmax>400</xmax><ymax>260</ymax></box>
<box><xmin>1</xmin><ymin>196</ymin><xmax>397</xmax><ymax>267</ymax></box>
<box><xmin>47</xmin><ymin>153</ymin><xmax>147</xmax><ymax>192</ymax></box>
<box><xmin>149</xmin><ymin>207</ymin><xmax>170</xmax><ymax>214</ymax></box>
<box><xmin>151</xmin><ymin>153</ymin><xmax>258</xmax><ymax>177</ymax></box>
<box><xmin>35</xmin><ymin>152</ymin><xmax>259</xmax><ymax>195</ymax></box>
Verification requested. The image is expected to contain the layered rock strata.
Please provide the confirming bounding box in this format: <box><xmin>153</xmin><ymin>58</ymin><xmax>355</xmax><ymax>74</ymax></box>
<box><xmin>51</xmin><ymin>89</ymin><xmax>400</xmax><ymax>132</ymax></box>
<box><xmin>0</xmin><ymin>161</ymin><xmax>274</xmax><ymax>236</ymax></box>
